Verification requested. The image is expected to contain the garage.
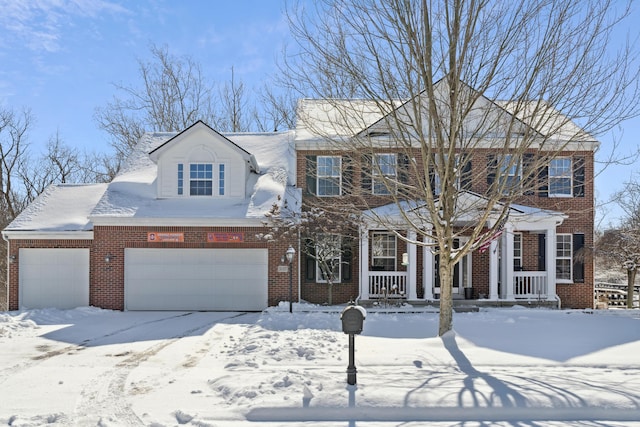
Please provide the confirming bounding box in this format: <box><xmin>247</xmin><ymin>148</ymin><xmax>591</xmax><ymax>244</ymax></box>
<box><xmin>19</xmin><ymin>248</ymin><xmax>90</xmax><ymax>309</ymax></box>
<box><xmin>124</xmin><ymin>248</ymin><xmax>268</xmax><ymax>311</ymax></box>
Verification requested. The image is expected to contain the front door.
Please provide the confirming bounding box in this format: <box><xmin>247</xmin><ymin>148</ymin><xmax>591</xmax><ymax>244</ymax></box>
<box><xmin>434</xmin><ymin>238</ymin><xmax>472</xmax><ymax>297</ymax></box>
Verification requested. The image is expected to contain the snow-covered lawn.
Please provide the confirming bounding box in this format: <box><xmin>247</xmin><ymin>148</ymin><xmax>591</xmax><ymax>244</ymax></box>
<box><xmin>1</xmin><ymin>304</ymin><xmax>639</xmax><ymax>426</ymax></box>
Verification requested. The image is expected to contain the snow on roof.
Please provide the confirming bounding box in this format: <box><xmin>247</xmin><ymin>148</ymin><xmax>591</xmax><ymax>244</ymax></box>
<box><xmin>90</xmin><ymin>130</ymin><xmax>298</xmax><ymax>223</ymax></box>
<box><xmin>4</xmin><ymin>183</ymin><xmax>108</xmax><ymax>232</ymax></box>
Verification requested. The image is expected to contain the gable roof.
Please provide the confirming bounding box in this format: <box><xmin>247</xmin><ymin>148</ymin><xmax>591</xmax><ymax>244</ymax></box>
<box><xmin>149</xmin><ymin>120</ymin><xmax>260</xmax><ymax>173</ymax></box>
<box><xmin>89</xmin><ymin>128</ymin><xmax>298</xmax><ymax>226</ymax></box>
<box><xmin>295</xmin><ymin>81</ymin><xmax>599</xmax><ymax>151</ymax></box>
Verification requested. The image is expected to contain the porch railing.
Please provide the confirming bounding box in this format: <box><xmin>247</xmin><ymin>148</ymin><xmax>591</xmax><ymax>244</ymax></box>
<box><xmin>368</xmin><ymin>271</ymin><xmax>408</xmax><ymax>299</ymax></box>
<box><xmin>513</xmin><ymin>271</ymin><xmax>547</xmax><ymax>299</ymax></box>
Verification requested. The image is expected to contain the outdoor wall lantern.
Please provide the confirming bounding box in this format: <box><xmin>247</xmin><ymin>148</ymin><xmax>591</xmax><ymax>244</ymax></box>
<box><xmin>9</xmin><ymin>254</ymin><xmax>16</xmax><ymax>264</ymax></box>
<box><xmin>286</xmin><ymin>246</ymin><xmax>295</xmax><ymax>313</ymax></box>
<box><xmin>402</xmin><ymin>252</ymin><xmax>409</xmax><ymax>266</ymax></box>
<box><xmin>104</xmin><ymin>254</ymin><xmax>113</xmax><ymax>263</ymax></box>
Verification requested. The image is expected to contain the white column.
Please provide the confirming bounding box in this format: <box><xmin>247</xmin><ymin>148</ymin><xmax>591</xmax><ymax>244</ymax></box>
<box><xmin>545</xmin><ymin>227</ymin><xmax>557</xmax><ymax>300</ymax></box>
<box><xmin>488</xmin><ymin>239</ymin><xmax>499</xmax><ymax>299</ymax></box>
<box><xmin>423</xmin><ymin>234</ymin><xmax>434</xmax><ymax>300</ymax></box>
<box><xmin>359</xmin><ymin>226</ymin><xmax>370</xmax><ymax>300</ymax></box>
<box><xmin>503</xmin><ymin>224</ymin><xmax>515</xmax><ymax>300</ymax></box>
<box><xmin>407</xmin><ymin>230</ymin><xmax>417</xmax><ymax>300</ymax></box>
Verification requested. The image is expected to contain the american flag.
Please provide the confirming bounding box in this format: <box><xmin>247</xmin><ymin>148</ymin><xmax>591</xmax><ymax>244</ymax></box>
<box><xmin>478</xmin><ymin>214</ymin><xmax>508</xmax><ymax>253</ymax></box>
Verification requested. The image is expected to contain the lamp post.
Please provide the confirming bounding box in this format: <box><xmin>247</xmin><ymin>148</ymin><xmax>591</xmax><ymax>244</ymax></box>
<box><xmin>286</xmin><ymin>246</ymin><xmax>295</xmax><ymax>313</ymax></box>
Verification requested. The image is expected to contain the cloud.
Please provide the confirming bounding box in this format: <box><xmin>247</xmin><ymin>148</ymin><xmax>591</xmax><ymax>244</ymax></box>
<box><xmin>0</xmin><ymin>0</ymin><xmax>130</xmax><ymax>53</ymax></box>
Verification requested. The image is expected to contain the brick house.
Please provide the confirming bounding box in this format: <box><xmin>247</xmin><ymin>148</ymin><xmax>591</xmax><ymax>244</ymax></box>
<box><xmin>3</xmin><ymin>121</ymin><xmax>300</xmax><ymax>311</ymax></box>
<box><xmin>295</xmin><ymin>92</ymin><xmax>596</xmax><ymax>309</ymax></box>
<box><xmin>3</xmin><ymin>88</ymin><xmax>597</xmax><ymax>311</ymax></box>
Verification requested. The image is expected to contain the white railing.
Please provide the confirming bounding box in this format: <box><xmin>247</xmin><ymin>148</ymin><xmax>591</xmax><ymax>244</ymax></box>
<box><xmin>513</xmin><ymin>271</ymin><xmax>547</xmax><ymax>299</ymax></box>
<box><xmin>368</xmin><ymin>271</ymin><xmax>408</xmax><ymax>299</ymax></box>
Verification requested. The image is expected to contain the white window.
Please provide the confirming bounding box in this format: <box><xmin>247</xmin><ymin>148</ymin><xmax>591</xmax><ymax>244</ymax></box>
<box><xmin>499</xmin><ymin>155</ymin><xmax>521</xmax><ymax>194</ymax></box>
<box><xmin>178</xmin><ymin>163</ymin><xmax>225</xmax><ymax>197</ymax></box>
<box><xmin>317</xmin><ymin>156</ymin><xmax>341</xmax><ymax>196</ymax></box>
<box><xmin>513</xmin><ymin>232</ymin><xmax>522</xmax><ymax>270</ymax></box>
<box><xmin>556</xmin><ymin>234</ymin><xmax>572</xmax><ymax>281</ymax></box>
<box><xmin>373</xmin><ymin>154</ymin><xmax>396</xmax><ymax>195</ymax></box>
<box><xmin>549</xmin><ymin>158</ymin><xmax>572</xmax><ymax>197</ymax></box>
<box><xmin>315</xmin><ymin>234</ymin><xmax>342</xmax><ymax>283</ymax></box>
<box><xmin>372</xmin><ymin>232</ymin><xmax>396</xmax><ymax>271</ymax></box>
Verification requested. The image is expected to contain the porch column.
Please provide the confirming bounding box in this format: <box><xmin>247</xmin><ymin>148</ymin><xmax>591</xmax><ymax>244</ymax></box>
<box><xmin>488</xmin><ymin>239</ymin><xmax>499</xmax><ymax>299</ymax></box>
<box><xmin>502</xmin><ymin>223</ymin><xmax>515</xmax><ymax>300</ymax></box>
<box><xmin>407</xmin><ymin>230</ymin><xmax>418</xmax><ymax>300</ymax></box>
<box><xmin>359</xmin><ymin>226</ymin><xmax>370</xmax><ymax>300</ymax></box>
<box><xmin>423</xmin><ymin>234</ymin><xmax>434</xmax><ymax>300</ymax></box>
<box><xmin>545</xmin><ymin>227</ymin><xmax>557</xmax><ymax>300</ymax></box>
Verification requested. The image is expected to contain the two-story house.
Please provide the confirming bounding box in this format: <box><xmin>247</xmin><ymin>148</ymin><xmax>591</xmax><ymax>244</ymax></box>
<box><xmin>295</xmin><ymin>92</ymin><xmax>596</xmax><ymax>309</ymax></box>
<box><xmin>2</xmin><ymin>122</ymin><xmax>300</xmax><ymax>311</ymax></box>
<box><xmin>2</xmin><ymin>88</ymin><xmax>597</xmax><ymax>311</ymax></box>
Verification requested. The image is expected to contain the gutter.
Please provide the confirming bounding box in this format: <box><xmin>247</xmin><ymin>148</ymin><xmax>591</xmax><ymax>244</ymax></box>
<box><xmin>2</xmin><ymin>232</ymin><xmax>10</xmax><ymax>311</ymax></box>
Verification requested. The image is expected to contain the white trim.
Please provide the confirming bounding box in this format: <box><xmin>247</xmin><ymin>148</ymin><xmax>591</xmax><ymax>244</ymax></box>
<box><xmin>89</xmin><ymin>217</ymin><xmax>266</xmax><ymax>227</ymax></box>
<box><xmin>2</xmin><ymin>231</ymin><xmax>94</xmax><ymax>240</ymax></box>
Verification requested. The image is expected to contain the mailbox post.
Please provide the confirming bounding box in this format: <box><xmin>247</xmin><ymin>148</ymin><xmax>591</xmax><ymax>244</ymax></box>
<box><xmin>340</xmin><ymin>304</ymin><xmax>366</xmax><ymax>385</ymax></box>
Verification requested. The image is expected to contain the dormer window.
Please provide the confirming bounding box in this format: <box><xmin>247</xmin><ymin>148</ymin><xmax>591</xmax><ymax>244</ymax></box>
<box><xmin>177</xmin><ymin>163</ymin><xmax>226</xmax><ymax>196</ymax></box>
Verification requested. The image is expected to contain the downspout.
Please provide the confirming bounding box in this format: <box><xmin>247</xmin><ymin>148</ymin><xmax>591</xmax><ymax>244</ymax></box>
<box><xmin>2</xmin><ymin>232</ymin><xmax>10</xmax><ymax>311</ymax></box>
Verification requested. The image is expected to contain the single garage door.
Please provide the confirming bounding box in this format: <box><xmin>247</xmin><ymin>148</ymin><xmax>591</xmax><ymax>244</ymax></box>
<box><xmin>124</xmin><ymin>248</ymin><xmax>268</xmax><ymax>311</ymax></box>
<box><xmin>19</xmin><ymin>248</ymin><xmax>90</xmax><ymax>309</ymax></box>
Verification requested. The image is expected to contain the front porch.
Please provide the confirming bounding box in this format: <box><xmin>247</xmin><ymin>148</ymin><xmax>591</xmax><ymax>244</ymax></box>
<box><xmin>359</xmin><ymin>197</ymin><xmax>566</xmax><ymax>306</ymax></box>
<box><xmin>364</xmin><ymin>270</ymin><xmax>553</xmax><ymax>302</ymax></box>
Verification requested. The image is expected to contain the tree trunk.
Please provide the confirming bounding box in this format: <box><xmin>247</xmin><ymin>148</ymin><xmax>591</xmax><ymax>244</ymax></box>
<box><xmin>627</xmin><ymin>269</ymin><xmax>636</xmax><ymax>309</ymax></box>
<box><xmin>438</xmin><ymin>262</ymin><xmax>454</xmax><ymax>336</ymax></box>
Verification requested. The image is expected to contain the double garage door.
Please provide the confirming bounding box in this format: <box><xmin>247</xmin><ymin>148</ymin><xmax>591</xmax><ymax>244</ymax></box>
<box><xmin>124</xmin><ymin>248</ymin><xmax>268</xmax><ymax>311</ymax></box>
<box><xmin>18</xmin><ymin>248</ymin><xmax>268</xmax><ymax>311</ymax></box>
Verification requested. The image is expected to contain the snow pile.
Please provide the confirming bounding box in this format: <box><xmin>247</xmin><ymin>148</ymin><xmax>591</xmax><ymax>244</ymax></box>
<box><xmin>0</xmin><ymin>306</ymin><xmax>639</xmax><ymax>426</ymax></box>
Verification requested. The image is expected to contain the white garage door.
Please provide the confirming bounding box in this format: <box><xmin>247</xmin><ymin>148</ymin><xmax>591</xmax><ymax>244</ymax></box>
<box><xmin>19</xmin><ymin>248</ymin><xmax>90</xmax><ymax>309</ymax></box>
<box><xmin>124</xmin><ymin>248</ymin><xmax>268</xmax><ymax>311</ymax></box>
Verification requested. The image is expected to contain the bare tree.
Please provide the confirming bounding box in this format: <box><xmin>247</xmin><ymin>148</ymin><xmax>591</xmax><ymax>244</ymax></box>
<box><xmin>259</xmin><ymin>202</ymin><xmax>358</xmax><ymax>305</ymax></box>
<box><xmin>253</xmin><ymin>84</ymin><xmax>298</xmax><ymax>132</ymax></box>
<box><xmin>218</xmin><ymin>66</ymin><xmax>251</xmax><ymax>132</ymax></box>
<box><xmin>284</xmin><ymin>0</ymin><xmax>640</xmax><ymax>335</ymax></box>
<box><xmin>596</xmin><ymin>227</ymin><xmax>640</xmax><ymax>308</ymax></box>
<box><xmin>95</xmin><ymin>44</ymin><xmax>221</xmax><ymax>160</ymax></box>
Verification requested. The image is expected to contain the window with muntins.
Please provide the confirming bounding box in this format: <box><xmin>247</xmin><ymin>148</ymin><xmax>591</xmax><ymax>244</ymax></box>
<box><xmin>177</xmin><ymin>164</ymin><xmax>184</xmax><ymax>195</ymax></box>
<box><xmin>513</xmin><ymin>232</ymin><xmax>522</xmax><ymax>269</ymax></box>
<box><xmin>315</xmin><ymin>234</ymin><xmax>342</xmax><ymax>283</ymax></box>
<box><xmin>500</xmin><ymin>155</ymin><xmax>521</xmax><ymax>194</ymax></box>
<box><xmin>549</xmin><ymin>158</ymin><xmax>572</xmax><ymax>197</ymax></box>
<box><xmin>190</xmin><ymin>163</ymin><xmax>213</xmax><ymax>196</ymax></box>
<box><xmin>218</xmin><ymin>164</ymin><xmax>225</xmax><ymax>196</ymax></box>
<box><xmin>372</xmin><ymin>232</ymin><xmax>396</xmax><ymax>271</ymax></box>
<box><xmin>317</xmin><ymin>156</ymin><xmax>341</xmax><ymax>196</ymax></box>
<box><xmin>556</xmin><ymin>234</ymin><xmax>572</xmax><ymax>281</ymax></box>
<box><xmin>373</xmin><ymin>154</ymin><xmax>396</xmax><ymax>195</ymax></box>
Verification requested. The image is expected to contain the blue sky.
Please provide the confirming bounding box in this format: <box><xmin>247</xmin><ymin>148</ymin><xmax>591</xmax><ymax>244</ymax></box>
<box><xmin>0</xmin><ymin>0</ymin><xmax>638</xmax><ymax>226</ymax></box>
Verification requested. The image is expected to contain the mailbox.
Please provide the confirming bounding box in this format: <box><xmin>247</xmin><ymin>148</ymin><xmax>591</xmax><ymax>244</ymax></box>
<box><xmin>340</xmin><ymin>305</ymin><xmax>366</xmax><ymax>335</ymax></box>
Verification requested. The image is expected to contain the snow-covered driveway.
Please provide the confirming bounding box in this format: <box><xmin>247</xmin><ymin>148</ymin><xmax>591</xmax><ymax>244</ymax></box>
<box><xmin>1</xmin><ymin>306</ymin><xmax>640</xmax><ymax>426</ymax></box>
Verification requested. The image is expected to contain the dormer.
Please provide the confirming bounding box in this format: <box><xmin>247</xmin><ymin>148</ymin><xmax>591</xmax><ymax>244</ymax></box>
<box><xmin>149</xmin><ymin>121</ymin><xmax>259</xmax><ymax>199</ymax></box>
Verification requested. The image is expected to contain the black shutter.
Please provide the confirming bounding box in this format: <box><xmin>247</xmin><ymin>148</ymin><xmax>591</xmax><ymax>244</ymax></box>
<box><xmin>361</xmin><ymin>154</ymin><xmax>372</xmax><ymax>193</ymax></box>
<box><xmin>342</xmin><ymin>156</ymin><xmax>353</xmax><ymax>195</ymax></box>
<box><xmin>428</xmin><ymin>155</ymin><xmax>437</xmax><ymax>196</ymax></box>
<box><xmin>397</xmin><ymin>153</ymin><xmax>410</xmax><ymax>196</ymax></box>
<box><xmin>305</xmin><ymin>156</ymin><xmax>317</xmax><ymax>195</ymax></box>
<box><xmin>304</xmin><ymin>239</ymin><xmax>316</xmax><ymax>282</ymax></box>
<box><xmin>538</xmin><ymin>233</ymin><xmax>546</xmax><ymax>271</ymax></box>
<box><xmin>341</xmin><ymin>243</ymin><xmax>352</xmax><ymax>282</ymax></box>
<box><xmin>573</xmin><ymin>233</ymin><xmax>585</xmax><ymax>283</ymax></box>
<box><xmin>523</xmin><ymin>153</ymin><xmax>535</xmax><ymax>195</ymax></box>
<box><xmin>460</xmin><ymin>157</ymin><xmax>472</xmax><ymax>190</ymax></box>
<box><xmin>573</xmin><ymin>157</ymin><xmax>585</xmax><ymax>197</ymax></box>
<box><xmin>538</xmin><ymin>163</ymin><xmax>549</xmax><ymax>198</ymax></box>
<box><xmin>487</xmin><ymin>154</ymin><xmax>497</xmax><ymax>187</ymax></box>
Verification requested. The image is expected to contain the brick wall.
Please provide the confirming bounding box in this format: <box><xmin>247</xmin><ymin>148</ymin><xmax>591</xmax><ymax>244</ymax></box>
<box><xmin>7</xmin><ymin>226</ymin><xmax>298</xmax><ymax>311</ymax></box>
